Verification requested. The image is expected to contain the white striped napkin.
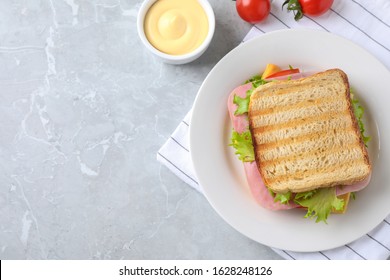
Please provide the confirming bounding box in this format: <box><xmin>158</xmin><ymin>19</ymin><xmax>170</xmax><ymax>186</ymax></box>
<box><xmin>157</xmin><ymin>0</ymin><xmax>390</xmax><ymax>260</ymax></box>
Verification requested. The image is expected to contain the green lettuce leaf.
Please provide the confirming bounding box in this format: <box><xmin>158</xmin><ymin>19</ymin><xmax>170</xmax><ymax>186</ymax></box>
<box><xmin>234</xmin><ymin>76</ymin><xmax>269</xmax><ymax>115</ymax></box>
<box><xmin>230</xmin><ymin>129</ymin><xmax>255</xmax><ymax>162</ymax></box>
<box><xmin>274</xmin><ymin>191</ymin><xmax>292</xmax><ymax>205</ymax></box>
<box><xmin>351</xmin><ymin>96</ymin><xmax>370</xmax><ymax>146</ymax></box>
<box><xmin>233</xmin><ymin>88</ymin><xmax>253</xmax><ymax>115</ymax></box>
<box><xmin>294</xmin><ymin>187</ymin><xmax>344</xmax><ymax>223</ymax></box>
<box><xmin>244</xmin><ymin>74</ymin><xmax>268</xmax><ymax>87</ymax></box>
<box><xmin>268</xmin><ymin>189</ymin><xmax>293</xmax><ymax>204</ymax></box>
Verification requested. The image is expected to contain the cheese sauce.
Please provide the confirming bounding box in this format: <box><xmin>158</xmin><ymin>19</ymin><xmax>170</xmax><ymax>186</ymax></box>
<box><xmin>144</xmin><ymin>0</ymin><xmax>209</xmax><ymax>55</ymax></box>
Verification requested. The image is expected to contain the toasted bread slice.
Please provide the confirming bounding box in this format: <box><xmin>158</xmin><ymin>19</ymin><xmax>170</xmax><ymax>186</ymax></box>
<box><xmin>248</xmin><ymin>69</ymin><xmax>371</xmax><ymax>193</ymax></box>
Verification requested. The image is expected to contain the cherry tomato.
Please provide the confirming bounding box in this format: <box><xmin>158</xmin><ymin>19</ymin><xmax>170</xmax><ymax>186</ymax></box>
<box><xmin>236</xmin><ymin>0</ymin><xmax>271</xmax><ymax>24</ymax></box>
<box><xmin>283</xmin><ymin>0</ymin><xmax>334</xmax><ymax>20</ymax></box>
<box><xmin>300</xmin><ymin>0</ymin><xmax>334</xmax><ymax>16</ymax></box>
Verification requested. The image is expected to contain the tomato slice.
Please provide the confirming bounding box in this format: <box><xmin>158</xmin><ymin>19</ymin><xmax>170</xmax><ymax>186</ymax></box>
<box><xmin>265</xmin><ymin>68</ymin><xmax>300</xmax><ymax>78</ymax></box>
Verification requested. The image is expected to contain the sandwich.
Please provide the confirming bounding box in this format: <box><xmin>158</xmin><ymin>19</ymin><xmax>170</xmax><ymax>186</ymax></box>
<box><xmin>228</xmin><ymin>67</ymin><xmax>371</xmax><ymax>223</ymax></box>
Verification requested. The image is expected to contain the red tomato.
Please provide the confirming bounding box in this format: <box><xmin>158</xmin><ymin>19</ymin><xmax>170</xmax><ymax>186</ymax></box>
<box><xmin>282</xmin><ymin>0</ymin><xmax>333</xmax><ymax>20</ymax></box>
<box><xmin>236</xmin><ymin>0</ymin><xmax>271</xmax><ymax>24</ymax></box>
<box><xmin>265</xmin><ymin>68</ymin><xmax>300</xmax><ymax>78</ymax></box>
<box><xmin>300</xmin><ymin>0</ymin><xmax>334</xmax><ymax>16</ymax></box>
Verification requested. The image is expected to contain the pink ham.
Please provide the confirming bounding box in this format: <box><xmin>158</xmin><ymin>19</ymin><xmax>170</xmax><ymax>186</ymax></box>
<box><xmin>228</xmin><ymin>83</ymin><xmax>299</xmax><ymax>210</ymax></box>
<box><xmin>227</xmin><ymin>78</ymin><xmax>371</xmax><ymax>210</ymax></box>
<box><xmin>227</xmin><ymin>83</ymin><xmax>252</xmax><ymax>134</ymax></box>
<box><xmin>336</xmin><ymin>172</ymin><xmax>372</xmax><ymax>196</ymax></box>
<box><xmin>243</xmin><ymin>162</ymin><xmax>298</xmax><ymax>210</ymax></box>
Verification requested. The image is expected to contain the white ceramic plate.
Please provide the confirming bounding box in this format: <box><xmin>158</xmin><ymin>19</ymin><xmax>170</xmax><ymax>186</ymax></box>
<box><xmin>190</xmin><ymin>29</ymin><xmax>390</xmax><ymax>252</ymax></box>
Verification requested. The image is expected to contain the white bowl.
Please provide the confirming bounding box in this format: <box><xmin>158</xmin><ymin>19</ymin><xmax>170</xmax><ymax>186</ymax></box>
<box><xmin>137</xmin><ymin>0</ymin><xmax>215</xmax><ymax>64</ymax></box>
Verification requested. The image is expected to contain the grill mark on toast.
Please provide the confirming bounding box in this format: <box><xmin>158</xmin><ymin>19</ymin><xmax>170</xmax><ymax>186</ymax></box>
<box><xmin>252</xmin><ymin>111</ymin><xmax>350</xmax><ymax>134</ymax></box>
<box><xmin>264</xmin><ymin>158</ymin><xmax>368</xmax><ymax>183</ymax></box>
<box><xmin>251</xmin><ymin>81</ymin><xmax>349</xmax><ymax>110</ymax></box>
<box><xmin>250</xmin><ymin>99</ymin><xmax>348</xmax><ymax>128</ymax></box>
<box><xmin>250</xmin><ymin>96</ymin><xmax>345</xmax><ymax>116</ymax></box>
<box><xmin>254</xmin><ymin>79</ymin><xmax>341</xmax><ymax>97</ymax></box>
<box><xmin>257</xmin><ymin>129</ymin><xmax>358</xmax><ymax>151</ymax></box>
<box><xmin>259</xmin><ymin>144</ymin><xmax>364</xmax><ymax>167</ymax></box>
<box><xmin>259</xmin><ymin>132</ymin><xmax>360</xmax><ymax>162</ymax></box>
<box><xmin>264</xmin><ymin>159</ymin><xmax>370</xmax><ymax>192</ymax></box>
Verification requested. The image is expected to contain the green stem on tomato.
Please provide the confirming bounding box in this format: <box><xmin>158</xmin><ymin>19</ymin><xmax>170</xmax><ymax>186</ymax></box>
<box><xmin>282</xmin><ymin>0</ymin><xmax>304</xmax><ymax>21</ymax></box>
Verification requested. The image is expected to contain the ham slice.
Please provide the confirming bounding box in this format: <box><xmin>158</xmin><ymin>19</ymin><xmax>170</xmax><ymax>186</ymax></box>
<box><xmin>243</xmin><ymin>162</ymin><xmax>298</xmax><ymax>210</ymax></box>
<box><xmin>336</xmin><ymin>172</ymin><xmax>372</xmax><ymax>196</ymax></box>
<box><xmin>227</xmin><ymin>78</ymin><xmax>371</xmax><ymax>210</ymax></box>
<box><xmin>227</xmin><ymin>82</ymin><xmax>299</xmax><ymax>210</ymax></box>
<box><xmin>227</xmin><ymin>83</ymin><xmax>252</xmax><ymax>134</ymax></box>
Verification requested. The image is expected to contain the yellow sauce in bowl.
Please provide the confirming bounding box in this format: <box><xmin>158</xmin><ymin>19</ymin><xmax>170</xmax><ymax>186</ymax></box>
<box><xmin>144</xmin><ymin>0</ymin><xmax>209</xmax><ymax>55</ymax></box>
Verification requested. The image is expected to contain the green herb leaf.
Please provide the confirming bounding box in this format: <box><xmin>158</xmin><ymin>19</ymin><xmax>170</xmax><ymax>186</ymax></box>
<box><xmin>274</xmin><ymin>191</ymin><xmax>292</xmax><ymax>205</ymax></box>
<box><xmin>234</xmin><ymin>76</ymin><xmax>268</xmax><ymax>115</ymax></box>
<box><xmin>351</xmin><ymin>94</ymin><xmax>370</xmax><ymax>146</ymax></box>
<box><xmin>295</xmin><ymin>190</ymin><xmax>315</xmax><ymax>200</ymax></box>
<box><xmin>230</xmin><ymin>129</ymin><xmax>255</xmax><ymax>162</ymax></box>
<box><xmin>268</xmin><ymin>189</ymin><xmax>293</xmax><ymax>205</ymax></box>
<box><xmin>244</xmin><ymin>74</ymin><xmax>268</xmax><ymax>87</ymax></box>
<box><xmin>294</xmin><ymin>187</ymin><xmax>344</xmax><ymax>223</ymax></box>
<box><xmin>233</xmin><ymin>88</ymin><xmax>253</xmax><ymax>115</ymax></box>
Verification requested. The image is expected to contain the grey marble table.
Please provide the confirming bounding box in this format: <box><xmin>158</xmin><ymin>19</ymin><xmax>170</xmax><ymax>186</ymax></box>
<box><xmin>0</xmin><ymin>0</ymin><xmax>282</xmax><ymax>259</ymax></box>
